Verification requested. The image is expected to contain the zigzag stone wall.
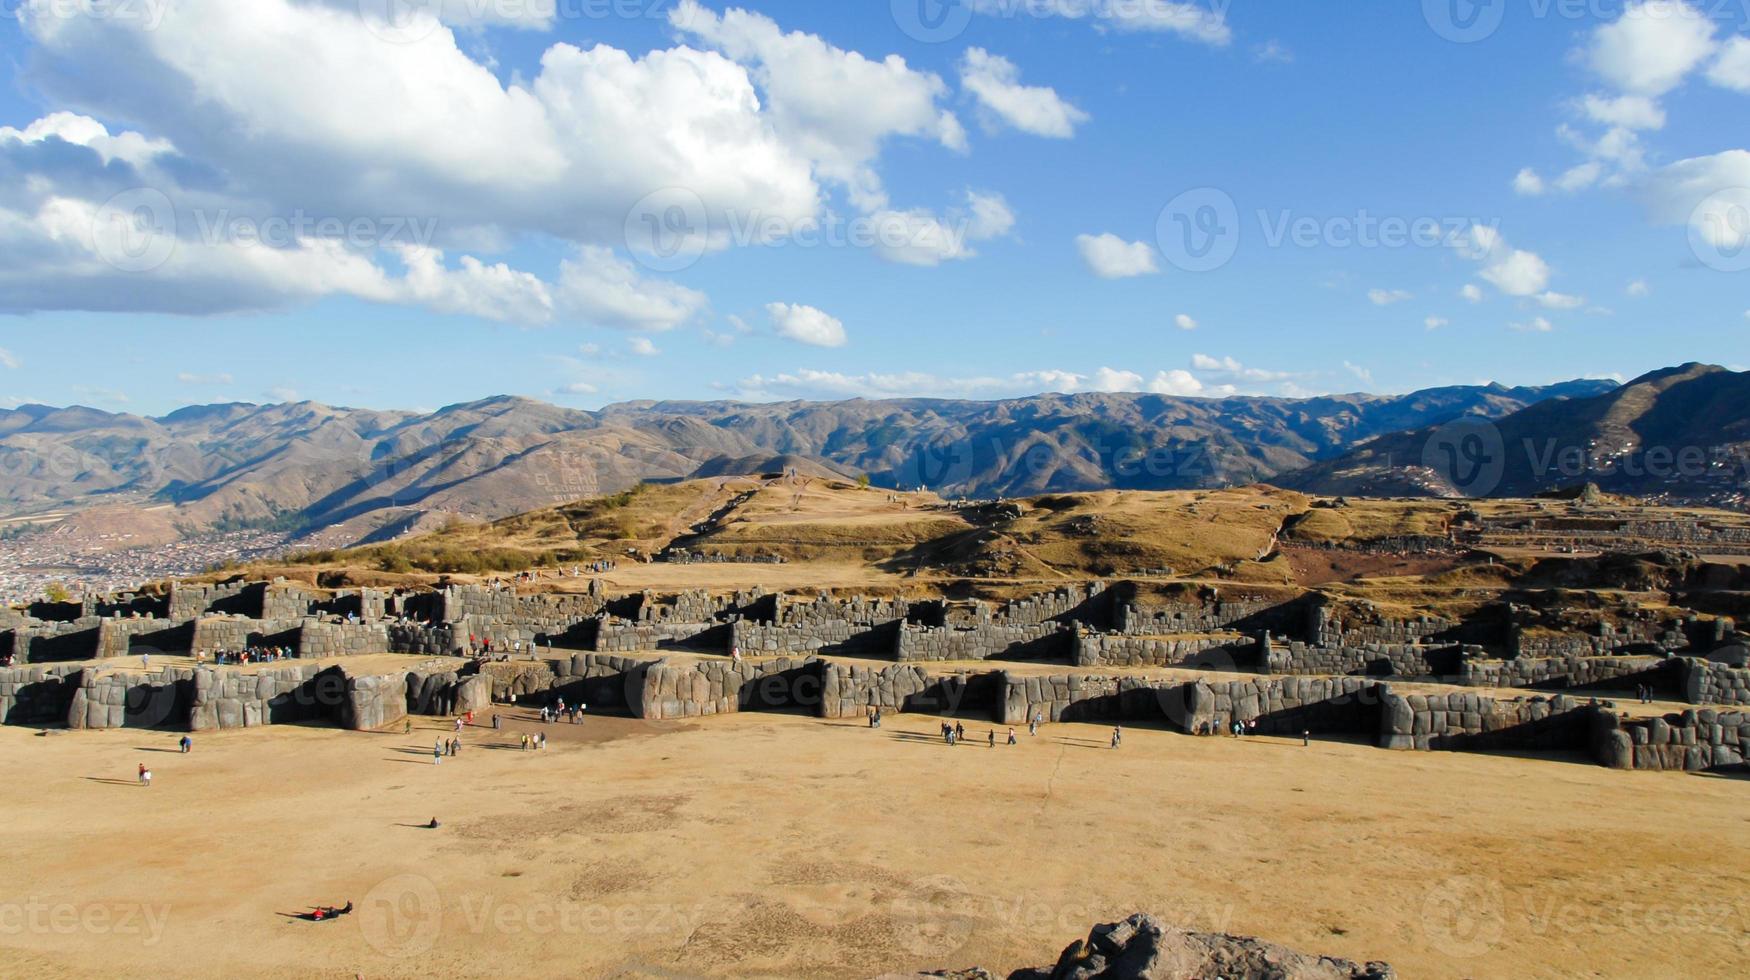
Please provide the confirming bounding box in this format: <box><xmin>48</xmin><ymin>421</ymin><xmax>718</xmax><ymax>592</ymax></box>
<box><xmin>1593</xmin><ymin>707</ymin><xmax>1750</xmax><ymax>771</ymax></box>
<box><xmin>297</xmin><ymin>620</ymin><xmax>390</xmax><ymax>659</ymax></box>
<box><xmin>1460</xmin><ymin>656</ymin><xmax>1670</xmax><ymax>691</ymax></box>
<box><xmin>1677</xmin><ymin>657</ymin><xmax>1750</xmax><ymax>706</ymax></box>
<box><xmin>638</xmin><ymin>657</ymin><xmax>822</xmax><ymax>720</ymax></box>
<box><xmin>1380</xmin><ymin>692</ymin><xmax>1594</xmax><ymax>752</ymax></box>
<box><xmin>1073</xmin><ymin>632</ymin><xmax>1257</xmax><ymax>669</ymax></box>
<box><xmin>0</xmin><ymin>664</ymin><xmax>82</xmax><ymax>725</ymax></box>
<box><xmin>895</xmin><ymin>623</ymin><xmax>1068</xmax><ymax>662</ymax></box>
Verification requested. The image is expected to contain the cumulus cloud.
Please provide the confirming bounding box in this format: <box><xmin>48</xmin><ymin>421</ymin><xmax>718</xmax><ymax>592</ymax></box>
<box><xmin>1367</xmin><ymin>288</ymin><xmax>1412</xmax><ymax>306</ymax></box>
<box><xmin>865</xmin><ymin>191</ymin><xmax>1016</xmax><ymax>267</ymax></box>
<box><xmin>1425</xmin><ymin>316</ymin><xmax>1449</xmax><ymax>330</ymax></box>
<box><xmin>1536</xmin><ymin>291</ymin><xmax>1586</xmax><ymax>310</ymax></box>
<box><xmin>766</xmin><ymin>302</ymin><xmax>848</xmax><ymax>348</ymax></box>
<box><xmin>672</xmin><ymin>0</ymin><xmax>964</xmax><ymax>211</ymax></box>
<box><xmin>730</xmin><ymin>364</ymin><xmax>1221</xmax><ymax>401</ymax></box>
<box><xmin>1710</xmin><ymin>36</ymin><xmax>1750</xmax><ymax>92</ymax></box>
<box><xmin>1</xmin><ymin>0</ymin><xmax>1007</xmax><ymax>318</ymax></box>
<box><xmin>1588</xmin><ymin>0</ymin><xmax>1719</xmax><ymax>97</ymax></box>
<box><xmin>1626</xmin><ymin>279</ymin><xmax>1650</xmax><ymax>297</ymax></box>
<box><xmin>1075</xmin><ymin>233</ymin><xmax>1158</xmax><ymax>279</ymax></box>
<box><xmin>980</xmin><ymin>0</ymin><xmax>1231</xmax><ymax>45</ymax></box>
<box><xmin>176</xmin><ymin>371</ymin><xmax>233</xmax><ymax>385</ymax></box>
<box><xmin>1456</xmin><ymin>225</ymin><xmax>1553</xmax><ymax>298</ymax></box>
<box><xmin>1641</xmin><ymin>149</ymin><xmax>1750</xmax><ymax>255</ymax></box>
<box><xmin>1190</xmin><ymin>353</ymin><xmax>1292</xmax><ymax>383</ymax></box>
<box><xmin>959</xmin><ymin>48</ymin><xmax>1088</xmax><ymax>138</ymax></box>
<box><xmin>1510</xmin><ymin>316</ymin><xmax>1555</xmax><ymax>333</ymax></box>
<box><xmin>1460</xmin><ymin>284</ymin><xmax>1484</xmax><ymax>303</ymax></box>
<box><xmin>1174</xmin><ymin>313</ymin><xmax>1197</xmax><ymax>331</ymax></box>
<box><xmin>627</xmin><ymin>336</ymin><xmax>660</xmax><ymax>357</ymax></box>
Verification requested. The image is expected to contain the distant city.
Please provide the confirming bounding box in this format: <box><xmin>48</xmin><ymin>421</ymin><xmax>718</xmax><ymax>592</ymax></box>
<box><xmin>0</xmin><ymin>528</ymin><xmax>295</xmax><ymax>603</ymax></box>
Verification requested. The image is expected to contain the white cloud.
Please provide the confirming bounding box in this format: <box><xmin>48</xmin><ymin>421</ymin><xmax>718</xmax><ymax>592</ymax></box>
<box><xmin>176</xmin><ymin>371</ymin><xmax>233</xmax><ymax>385</ymax></box>
<box><xmin>1089</xmin><ymin>367</ymin><xmax>1144</xmax><ymax>392</ymax></box>
<box><xmin>1457</xmin><ymin>225</ymin><xmax>1553</xmax><ymax>298</ymax></box>
<box><xmin>959</xmin><ymin>48</ymin><xmax>1087</xmax><ymax>138</ymax></box>
<box><xmin>1580</xmin><ymin>93</ymin><xmax>1667</xmax><ymax>131</ymax></box>
<box><xmin>1513</xmin><ymin>168</ymin><xmax>1546</xmax><ymax>196</ymax></box>
<box><xmin>1174</xmin><ymin>313</ymin><xmax>1197</xmax><ymax>331</ymax></box>
<box><xmin>554</xmin><ymin>246</ymin><xmax>707</xmax><ymax>332</ymax></box>
<box><xmin>558</xmin><ymin>381</ymin><xmax>599</xmax><ymax>396</ymax></box>
<box><xmin>1342</xmin><ymin>361</ymin><xmax>1373</xmax><ymax>385</ymax></box>
<box><xmin>1190</xmin><ymin>353</ymin><xmax>1292</xmax><ymax>383</ymax></box>
<box><xmin>1252</xmin><ymin>41</ymin><xmax>1293</xmax><ymax>64</ymax></box>
<box><xmin>766</xmin><ymin>302</ymin><xmax>848</xmax><ymax>348</ymax></box>
<box><xmin>865</xmin><ymin>191</ymin><xmax>1015</xmax><ymax>267</ymax></box>
<box><xmin>1509</xmin><ymin>317</ymin><xmax>1555</xmax><ymax>333</ymax></box>
<box><xmin>1536</xmin><ymin>291</ymin><xmax>1586</xmax><ymax>310</ymax></box>
<box><xmin>627</xmin><ymin>336</ymin><xmax>660</xmax><ymax>357</ymax></box>
<box><xmin>1460</xmin><ymin>284</ymin><xmax>1484</xmax><ymax>303</ymax></box>
<box><xmin>672</xmin><ymin>0</ymin><xmax>964</xmax><ymax>211</ymax></box>
<box><xmin>1626</xmin><ymin>279</ymin><xmax>1650</xmax><ymax>297</ymax></box>
<box><xmin>265</xmin><ymin>386</ymin><xmax>299</xmax><ymax>402</ymax></box>
<box><xmin>1075</xmin><ymin>233</ymin><xmax>1158</xmax><ymax>279</ymax></box>
<box><xmin>0</xmin><ymin>348</ymin><xmax>17</xmax><ymax>370</ymax></box>
<box><xmin>1148</xmin><ymin>369</ymin><xmax>1205</xmax><ymax>396</ymax></box>
<box><xmin>1642</xmin><ymin>149</ymin><xmax>1750</xmax><ymax>254</ymax></box>
<box><xmin>1367</xmin><ymin>288</ymin><xmax>1412</xmax><ymax>306</ymax></box>
<box><xmin>1710</xmin><ymin>36</ymin><xmax>1750</xmax><ymax>92</ymax></box>
<box><xmin>1588</xmin><ymin>0</ymin><xmax>1719</xmax><ymax>96</ymax></box>
<box><xmin>977</xmin><ymin>0</ymin><xmax>1232</xmax><ymax>46</ymax></box>
<box><xmin>1424</xmin><ymin>316</ymin><xmax>1449</xmax><ymax>330</ymax></box>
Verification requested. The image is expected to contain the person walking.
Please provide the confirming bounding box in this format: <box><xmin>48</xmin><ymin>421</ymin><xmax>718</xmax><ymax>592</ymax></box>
<box><xmin>1111</xmin><ymin>726</ymin><xmax>1122</xmax><ymax>749</ymax></box>
<box><xmin>1007</xmin><ymin>727</ymin><xmax>1017</xmax><ymax>746</ymax></box>
<box><xmin>179</xmin><ymin>735</ymin><xmax>191</xmax><ymax>754</ymax></box>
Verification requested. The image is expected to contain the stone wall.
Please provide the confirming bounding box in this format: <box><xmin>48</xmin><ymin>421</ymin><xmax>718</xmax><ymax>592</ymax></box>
<box><xmin>297</xmin><ymin>620</ymin><xmax>390</xmax><ymax>659</ymax></box>
<box><xmin>67</xmin><ymin>668</ymin><xmax>194</xmax><ymax>730</ymax></box>
<box><xmin>999</xmin><ymin>672</ymin><xmax>1178</xmax><ymax>725</ymax></box>
<box><xmin>1265</xmin><ymin>642</ymin><xmax>1462</xmax><ymax>679</ymax></box>
<box><xmin>1593</xmin><ymin>708</ymin><xmax>1749</xmax><ymax>772</ymax></box>
<box><xmin>594</xmin><ymin>619</ymin><xmax>727</xmax><ymax>654</ymax></box>
<box><xmin>1460</xmin><ymin>656</ymin><xmax>1670</xmax><ymax>692</ymax></box>
<box><xmin>1074</xmin><ymin>632</ymin><xmax>1257</xmax><ymax>669</ymax></box>
<box><xmin>819</xmin><ymin>663</ymin><xmax>997</xmax><ymax>719</ymax></box>
<box><xmin>188</xmin><ymin>663</ymin><xmax>342</xmax><ymax>731</ymax></box>
<box><xmin>1193</xmin><ymin>676</ymin><xmax>1383</xmax><ymax>736</ymax></box>
<box><xmin>1676</xmin><ymin>657</ymin><xmax>1750</xmax><ymax>706</ymax></box>
<box><xmin>638</xmin><ymin>657</ymin><xmax>822</xmax><ymax>720</ymax></box>
<box><xmin>0</xmin><ymin>664</ymin><xmax>82</xmax><ymax>725</ymax></box>
<box><xmin>1379</xmin><ymin>691</ymin><xmax>1594</xmax><ymax>752</ymax></box>
<box><xmin>1116</xmin><ymin>597</ymin><xmax>1298</xmax><ymax>637</ymax></box>
<box><xmin>388</xmin><ymin>623</ymin><xmax>461</xmax><ymax>656</ymax></box>
<box><xmin>731</xmin><ymin>619</ymin><xmax>895</xmax><ymax>656</ymax></box>
<box><xmin>895</xmin><ymin>623</ymin><xmax>1068</xmax><ymax>663</ymax></box>
<box><xmin>775</xmin><ymin>594</ymin><xmax>905</xmax><ymax>627</ymax></box>
<box><xmin>342</xmin><ymin>672</ymin><xmax>407</xmax><ymax>731</ymax></box>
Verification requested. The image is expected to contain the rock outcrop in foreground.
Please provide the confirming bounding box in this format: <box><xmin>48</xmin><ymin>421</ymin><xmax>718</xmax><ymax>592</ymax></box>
<box><xmin>892</xmin><ymin>913</ymin><xmax>1394</xmax><ymax>980</ymax></box>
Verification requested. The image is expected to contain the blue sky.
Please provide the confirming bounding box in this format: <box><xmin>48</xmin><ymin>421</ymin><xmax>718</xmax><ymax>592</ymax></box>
<box><xmin>0</xmin><ymin>0</ymin><xmax>1745</xmax><ymax>416</ymax></box>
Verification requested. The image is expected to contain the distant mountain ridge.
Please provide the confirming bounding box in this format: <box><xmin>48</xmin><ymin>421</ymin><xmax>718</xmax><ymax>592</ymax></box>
<box><xmin>0</xmin><ymin>375</ymin><xmax>1627</xmax><ymax>546</ymax></box>
<box><xmin>1282</xmin><ymin>364</ymin><xmax>1750</xmax><ymax>502</ymax></box>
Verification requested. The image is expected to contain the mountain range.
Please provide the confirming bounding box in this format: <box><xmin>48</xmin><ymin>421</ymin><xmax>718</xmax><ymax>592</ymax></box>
<box><xmin>1</xmin><ymin>366</ymin><xmax>1740</xmax><ymax>549</ymax></box>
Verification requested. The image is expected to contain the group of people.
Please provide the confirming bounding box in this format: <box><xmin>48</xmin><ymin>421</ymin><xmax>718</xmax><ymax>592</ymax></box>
<box><xmin>201</xmin><ymin>646</ymin><xmax>291</xmax><ymax>665</ymax></box>
<box><xmin>520</xmin><ymin>731</ymin><xmax>547</xmax><ymax>751</ymax></box>
<box><xmin>1634</xmin><ymin>684</ymin><xmax>1659</xmax><ymax>704</ymax></box>
<box><xmin>434</xmin><ymin>737</ymin><xmax>462</xmax><ymax>762</ymax></box>
<box><xmin>539</xmin><ymin>700</ymin><xmax>586</xmax><ymax>723</ymax></box>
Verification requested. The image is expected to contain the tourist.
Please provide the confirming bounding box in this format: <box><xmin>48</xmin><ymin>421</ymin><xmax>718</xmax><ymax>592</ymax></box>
<box><xmin>141</xmin><ymin>767</ymin><xmax>152</xmax><ymax>787</ymax></box>
<box><xmin>1007</xmin><ymin>727</ymin><xmax>1017</xmax><ymax>745</ymax></box>
<box><xmin>141</xmin><ymin>652</ymin><xmax>150</xmax><ymax>670</ymax></box>
<box><xmin>433</xmin><ymin>741</ymin><xmax>442</xmax><ymax>765</ymax></box>
<box><xmin>1302</xmin><ymin>729</ymin><xmax>1311</xmax><ymax>747</ymax></box>
<box><xmin>179</xmin><ymin>735</ymin><xmax>192</xmax><ymax>754</ymax></box>
<box><xmin>988</xmin><ymin>730</ymin><xmax>996</xmax><ymax>748</ymax></box>
<box><xmin>954</xmin><ymin>721</ymin><xmax>965</xmax><ymax>742</ymax></box>
<box><xmin>1111</xmin><ymin>726</ymin><xmax>1122</xmax><ymax>749</ymax></box>
<box><xmin>137</xmin><ymin>763</ymin><xmax>147</xmax><ymax>785</ymax></box>
<box><xmin>492</xmin><ymin>713</ymin><xmax>500</xmax><ymax>730</ymax></box>
<box><xmin>428</xmin><ymin>817</ymin><xmax>440</xmax><ymax>830</ymax></box>
<box><xmin>403</xmin><ymin>718</ymin><xmax>412</xmax><ymax>735</ymax></box>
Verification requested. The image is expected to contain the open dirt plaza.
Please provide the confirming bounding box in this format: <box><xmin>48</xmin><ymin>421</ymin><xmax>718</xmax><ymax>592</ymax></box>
<box><xmin>1</xmin><ymin>708</ymin><xmax>1745</xmax><ymax>979</ymax></box>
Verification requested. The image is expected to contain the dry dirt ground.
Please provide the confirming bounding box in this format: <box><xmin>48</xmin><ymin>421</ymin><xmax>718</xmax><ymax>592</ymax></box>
<box><xmin>0</xmin><ymin>711</ymin><xmax>1745</xmax><ymax>979</ymax></box>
